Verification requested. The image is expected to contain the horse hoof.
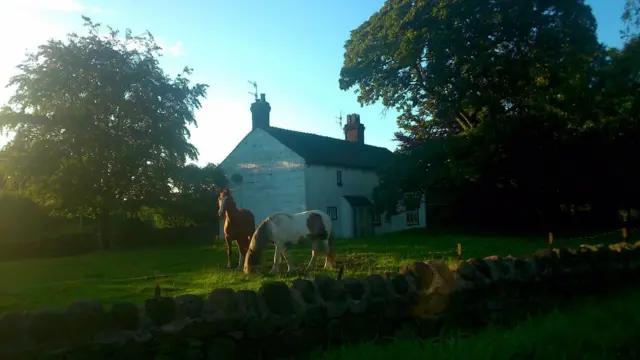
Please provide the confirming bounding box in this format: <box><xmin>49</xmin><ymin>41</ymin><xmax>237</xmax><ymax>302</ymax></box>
<box><xmin>226</xmin><ymin>265</ymin><xmax>233</xmax><ymax>269</ymax></box>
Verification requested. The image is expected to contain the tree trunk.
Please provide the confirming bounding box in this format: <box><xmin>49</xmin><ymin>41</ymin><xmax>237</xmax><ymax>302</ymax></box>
<box><xmin>96</xmin><ymin>213</ymin><xmax>110</xmax><ymax>251</ymax></box>
<box><xmin>422</xmin><ymin>189</ymin><xmax>428</xmax><ymax>230</ymax></box>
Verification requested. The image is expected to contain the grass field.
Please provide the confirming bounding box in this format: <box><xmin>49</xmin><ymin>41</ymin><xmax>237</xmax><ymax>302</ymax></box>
<box><xmin>0</xmin><ymin>229</ymin><xmax>632</xmax><ymax>313</ymax></box>
<box><xmin>309</xmin><ymin>287</ymin><xmax>640</xmax><ymax>360</ymax></box>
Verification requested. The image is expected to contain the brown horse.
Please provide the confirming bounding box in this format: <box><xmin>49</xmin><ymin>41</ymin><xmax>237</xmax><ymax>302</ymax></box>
<box><xmin>216</xmin><ymin>188</ymin><xmax>255</xmax><ymax>269</ymax></box>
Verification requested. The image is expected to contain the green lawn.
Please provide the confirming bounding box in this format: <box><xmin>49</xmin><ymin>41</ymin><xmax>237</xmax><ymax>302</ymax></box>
<box><xmin>309</xmin><ymin>287</ymin><xmax>640</xmax><ymax>360</ymax></box>
<box><xmin>0</xmin><ymin>229</ymin><xmax>632</xmax><ymax>313</ymax></box>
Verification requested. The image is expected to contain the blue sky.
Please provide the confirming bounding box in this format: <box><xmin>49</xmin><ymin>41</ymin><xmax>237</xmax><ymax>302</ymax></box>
<box><xmin>0</xmin><ymin>0</ymin><xmax>629</xmax><ymax>165</ymax></box>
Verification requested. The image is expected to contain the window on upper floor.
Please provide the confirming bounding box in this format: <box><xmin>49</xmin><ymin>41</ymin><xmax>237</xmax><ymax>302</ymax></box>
<box><xmin>398</xmin><ymin>191</ymin><xmax>423</xmax><ymax>209</ymax></box>
<box><xmin>372</xmin><ymin>212</ymin><xmax>382</xmax><ymax>226</ymax></box>
<box><xmin>336</xmin><ymin>170</ymin><xmax>343</xmax><ymax>187</ymax></box>
<box><xmin>406</xmin><ymin>209</ymin><xmax>420</xmax><ymax>226</ymax></box>
<box><xmin>327</xmin><ymin>206</ymin><xmax>338</xmax><ymax>220</ymax></box>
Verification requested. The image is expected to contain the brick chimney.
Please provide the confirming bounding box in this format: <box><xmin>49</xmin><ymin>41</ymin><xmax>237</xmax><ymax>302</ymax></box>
<box><xmin>343</xmin><ymin>113</ymin><xmax>365</xmax><ymax>144</ymax></box>
<box><xmin>250</xmin><ymin>93</ymin><xmax>271</xmax><ymax>129</ymax></box>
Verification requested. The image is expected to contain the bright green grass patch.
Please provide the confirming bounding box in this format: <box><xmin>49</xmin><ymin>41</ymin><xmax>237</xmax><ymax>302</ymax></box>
<box><xmin>0</xmin><ymin>230</ymin><xmax>631</xmax><ymax>313</ymax></box>
<box><xmin>309</xmin><ymin>287</ymin><xmax>640</xmax><ymax>360</ymax></box>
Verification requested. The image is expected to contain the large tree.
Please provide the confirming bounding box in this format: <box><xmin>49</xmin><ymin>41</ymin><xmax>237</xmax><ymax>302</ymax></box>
<box><xmin>592</xmin><ymin>36</ymin><xmax>640</xmax><ymax>218</ymax></box>
<box><xmin>339</xmin><ymin>0</ymin><xmax>606</xmax><ymax>228</ymax></box>
<box><xmin>340</xmin><ymin>0</ymin><xmax>599</xmax><ymax>148</ymax></box>
<box><xmin>622</xmin><ymin>0</ymin><xmax>640</xmax><ymax>41</ymax></box>
<box><xmin>0</xmin><ymin>16</ymin><xmax>208</xmax><ymax>248</ymax></box>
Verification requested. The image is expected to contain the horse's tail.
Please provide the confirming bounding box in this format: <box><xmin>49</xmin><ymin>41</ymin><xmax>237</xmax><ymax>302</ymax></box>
<box><xmin>320</xmin><ymin>210</ymin><xmax>334</xmax><ymax>252</ymax></box>
<box><xmin>326</xmin><ymin>226</ymin><xmax>337</xmax><ymax>268</ymax></box>
<box><xmin>327</xmin><ymin>229</ymin><xmax>334</xmax><ymax>253</ymax></box>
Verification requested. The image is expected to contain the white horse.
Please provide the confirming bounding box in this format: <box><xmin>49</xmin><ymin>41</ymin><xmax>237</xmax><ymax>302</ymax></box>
<box><xmin>243</xmin><ymin>210</ymin><xmax>337</xmax><ymax>275</ymax></box>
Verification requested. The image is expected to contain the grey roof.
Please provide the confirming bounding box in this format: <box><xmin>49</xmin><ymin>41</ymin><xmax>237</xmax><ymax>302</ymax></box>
<box><xmin>264</xmin><ymin>127</ymin><xmax>394</xmax><ymax>171</ymax></box>
<box><xmin>343</xmin><ymin>195</ymin><xmax>373</xmax><ymax>207</ymax></box>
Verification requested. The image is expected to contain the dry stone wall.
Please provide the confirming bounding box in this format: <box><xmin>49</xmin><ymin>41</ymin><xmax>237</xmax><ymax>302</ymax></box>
<box><xmin>1</xmin><ymin>241</ymin><xmax>640</xmax><ymax>360</ymax></box>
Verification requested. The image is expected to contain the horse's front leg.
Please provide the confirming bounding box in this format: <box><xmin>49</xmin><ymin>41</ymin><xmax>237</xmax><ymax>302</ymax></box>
<box><xmin>269</xmin><ymin>245</ymin><xmax>282</xmax><ymax>275</ymax></box>
<box><xmin>281</xmin><ymin>247</ymin><xmax>294</xmax><ymax>274</ymax></box>
<box><xmin>305</xmin><ymin>240</ymin><xmax>319</xmax><ymax>272</ymax></box>
<box><xmin>236</xmin><ymin>238</ymin><xmax>248</xmax><ymax>270</ymax></box>
<box><xmin>323</xmin><ymin>239</ymin><xmax>336</xmax><ymax>269</ymax></box>
<box><xmin>224</xmin><ymin>235</ymin><xmax>233</xmax><ymax>269</ymax></box>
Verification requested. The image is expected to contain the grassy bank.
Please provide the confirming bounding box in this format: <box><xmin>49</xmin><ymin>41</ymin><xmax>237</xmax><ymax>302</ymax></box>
<box><xmin>0</xmin><ymin>229</ymin><xmax>631</xmax><ymax>313</ymax></box>
<box><xmin>310</xmin><ymin>287</ymin><xmax>640</xmax><ymax>360</ymax></box>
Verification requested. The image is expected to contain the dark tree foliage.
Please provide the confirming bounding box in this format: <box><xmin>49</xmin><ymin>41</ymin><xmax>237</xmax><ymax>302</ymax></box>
<box><xmin>341</xmin><ymin>0</ymin><xmax>640</xmax><ymax>231</ymax></box>
<box><xmin>153</xmin><ymin>163</ymin><xmax>228</xmax><ymax>228</ymax></box>
<box><xmin>622</xmin><ymin>0</ymin><xmax>640</xmax><ymax>41</ymax></box>
<box><xmin>0</xmin><ymin>16</ymin><xmax>208</xmax><ymax>248</ymax></box>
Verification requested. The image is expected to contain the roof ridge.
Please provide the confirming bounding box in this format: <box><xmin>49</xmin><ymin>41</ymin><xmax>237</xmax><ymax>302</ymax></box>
<box><xmin>267</xmin><ymin>126</ymin><xmax>392</xmax><ymax>151</ymax></box>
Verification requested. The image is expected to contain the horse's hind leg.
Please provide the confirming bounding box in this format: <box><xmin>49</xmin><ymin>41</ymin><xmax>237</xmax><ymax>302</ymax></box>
<box><xmin>305</xmin><ymin>240</ymin><xmax>319</xmax><ymax>272</ymax></box>
<box><xmin>281</xmin><ymin>247</ymin><xmax>294</xmax><ymax>273</ymax></box>
<box><xmin>236</xmin><ymin>236</ymin><xmax>248</xmax><ymax>270</ymax></box>
<box><xmin>322</xmin><ymin>233</ymin><xmax>336</xmax><ymax>269</ymax></box>
<box><xmin>269</xmin><ymin>245</ymin><xmax>282</xmax><ymax>275</ymax></box>
<box><xmin>224</xmin><ymin>235</ymin><xmax>233</xmax><ymax>269</ymax></box>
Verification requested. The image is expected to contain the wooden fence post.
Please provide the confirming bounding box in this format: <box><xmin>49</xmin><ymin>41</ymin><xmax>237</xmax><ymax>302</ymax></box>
<box><xmin>548</xmin><ymin>232</ymin><xmax>553</xmax><ymax>251</ymax></box>
<box><xmin>457</xmin><ymin>242</ymin><xmax>462</xmax><ymax>267</ymax></box>
<box><xmin>622</xmin><ymin>227</ymin><xmax>628</xmax><ymax>242</ymax></box>
<box><xmin>154</xmin><ymin>276</ymin><xmax>161</xmax><ymax>297</ymax></box>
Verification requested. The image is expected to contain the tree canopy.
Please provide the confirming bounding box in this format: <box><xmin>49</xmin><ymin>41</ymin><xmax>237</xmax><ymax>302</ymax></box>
<box><xmin>623</xmin><ymin>0</ymin><xmax>640</xmax><ymax>41</ymax></box>
<box><xmin>341</xmin><ymin>0</ymin><xmax>640</xmax><ymax>230</ymax></box>
<box><xmin>154</xmin><ymin>163</ymin><xmax>228</xmax><ymax>228</ymax></box>
<box><xmin>0</xmin><ymin>16</ymin><xmax>209</xmax><ymax>248</ymax></box>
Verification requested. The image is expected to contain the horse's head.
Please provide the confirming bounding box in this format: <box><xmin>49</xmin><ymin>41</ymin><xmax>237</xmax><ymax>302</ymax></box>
<box><xmin>244</xmin><ymin>218</ymin><xmax>270</xmax><ymax>274</ymax></box>
<box><xmin>217</xmin><ymin>188</ymin><xmax>233</xmax><ymax>218</ymax></box>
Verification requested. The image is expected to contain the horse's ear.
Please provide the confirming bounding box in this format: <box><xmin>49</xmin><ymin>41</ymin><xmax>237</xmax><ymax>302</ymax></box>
<box><xmin>226</xmin><ymin>188</ymin><xmax>231</xmax><ymax>195</ymax></box>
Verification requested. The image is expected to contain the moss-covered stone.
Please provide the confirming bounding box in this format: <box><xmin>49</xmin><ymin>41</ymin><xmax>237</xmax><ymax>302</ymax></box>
<box><xmin>174</xmin><ymin>294</ymin><xmax>203</xmax><ymax>319</ymax></box>
<box><xmin>26</xmin><ymin>309</ymin><xmax>65</xmax><ymax>344</ymax></box>
<box><xmin>0</xmin><ymin>312</ymin><xmax>26</xmax><ymax>345</ymax></box>
<box><xmin>108</xmin><ymin>302</ymin><xmax>139</xmax><ymax>331</ymax></box>
<box><xmin>401</xmin><ymin>262</ymin><xmax>435</xmax><ymax>291</ymax></box>
<box><xmin>206</xmin><ymin>289</ymin><xmax>239</xmax><ymax>315</ymax></box>
<box><xmin>342</xmin><ymin>278</ymin><xmax>366</xmax><ymax>300</ymax></box>
<box><xmin>144</xmin><ymin>297</ymin><xmax>176</xmax><ymax>327</ymax></box>
<box><xmin>258</xmin><ymin>282</ymin><xmax>295</xmax><ymax>316</ymax></box>
<box><xmin>64</xmin><ymin>300</ymin><xmax>105</xmax><ymax>340</ymax></box>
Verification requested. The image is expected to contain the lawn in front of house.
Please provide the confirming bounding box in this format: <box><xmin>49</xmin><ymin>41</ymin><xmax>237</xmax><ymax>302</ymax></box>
<box><xmin>0</xmin><ymin>229</ymin><xmax>630</xmax><ymax>313</ymax></box>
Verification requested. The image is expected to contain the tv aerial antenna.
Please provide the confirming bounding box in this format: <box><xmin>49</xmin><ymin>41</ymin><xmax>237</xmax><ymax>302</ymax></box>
<box><xmin>335</xmin><ymin>111</ymin><xmax>343</xmax><ymax>128</ymax></box>
<box><xmin>248</xmin><ymin>80</ymin><xmax>258</xmax><ymax>100</ymax></box>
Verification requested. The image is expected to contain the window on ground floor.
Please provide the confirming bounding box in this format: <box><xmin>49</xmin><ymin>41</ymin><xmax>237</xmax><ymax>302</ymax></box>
<box><xmin>406</xmin><ymin>209</ymin><xmax>420</xmax><ymax>226</ymax></box>
<box><xmin>327</xmin><ymin>206</ymin><xmax>338</xmax><ymax>220</ymax></box>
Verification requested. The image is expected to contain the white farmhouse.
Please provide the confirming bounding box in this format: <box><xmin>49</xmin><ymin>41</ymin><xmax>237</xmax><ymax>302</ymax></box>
<box><xmin>217</xmin><ymin>93</ymin><xmax>426</xmax><ymax>239</ymax></box>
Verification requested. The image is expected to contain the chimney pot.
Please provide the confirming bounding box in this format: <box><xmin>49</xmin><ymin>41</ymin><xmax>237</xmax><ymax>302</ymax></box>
<box><xmin>260</xmin><ymin>93</ymin><xmax>266</xmax><ymax>102</ymax></box>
